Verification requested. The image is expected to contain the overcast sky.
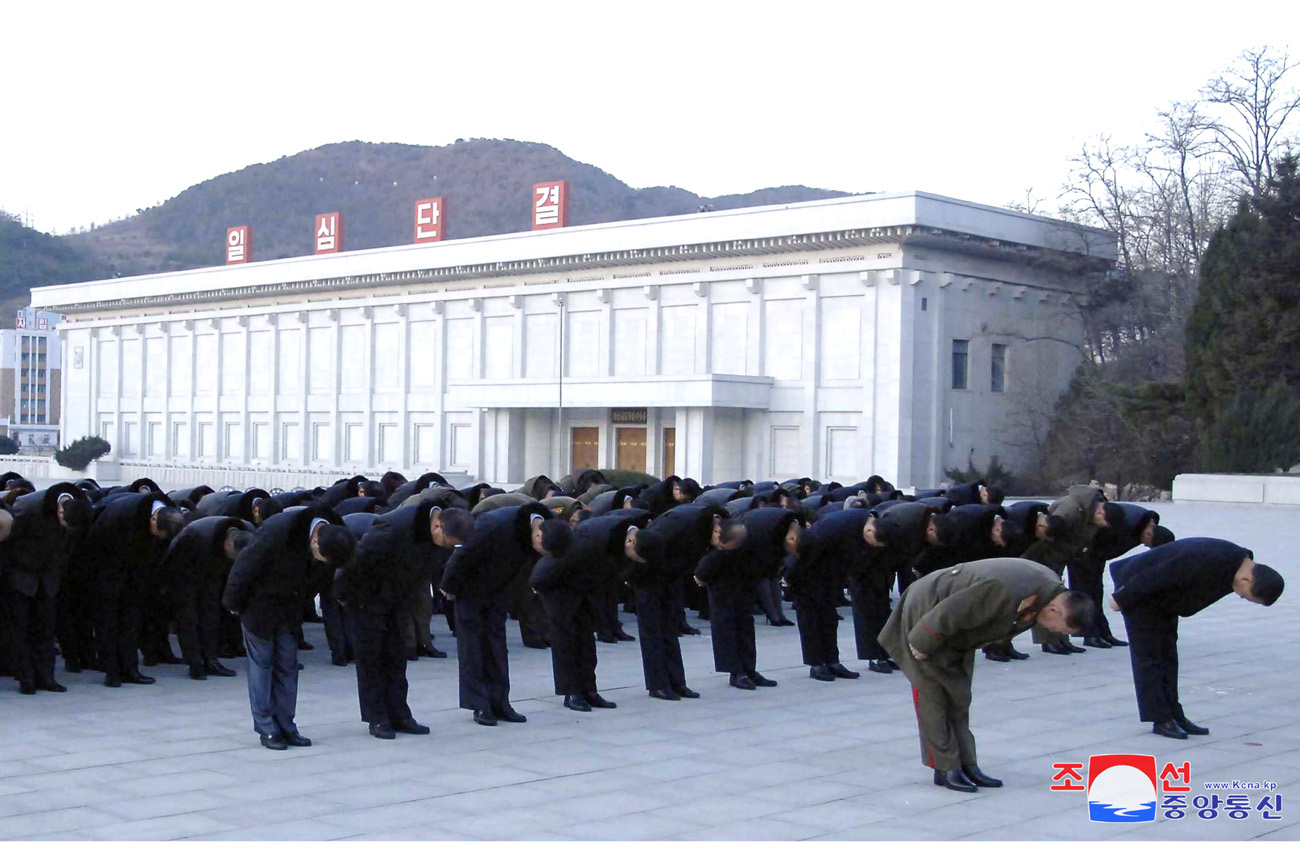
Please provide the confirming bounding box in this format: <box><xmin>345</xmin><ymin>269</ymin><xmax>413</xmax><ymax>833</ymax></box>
<box><xmin>2</xmin><ymin>1</ymin><xmax>1290</xmax><ymax>234</ymax></box>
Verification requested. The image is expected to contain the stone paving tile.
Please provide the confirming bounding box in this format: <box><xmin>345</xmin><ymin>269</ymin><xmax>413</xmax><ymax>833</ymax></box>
<box><xmin>671</xmin><ymin>818</ymin><xmax>827</xmax><ymax>841</ymax></box>
<box><xmin>0</xmin><ymin>806</ymin><xmax>119</xmax><ymax>839</ymax></box>
<box><xmin>97</xmin><ymin>790</ymin><xmax>236</xmax><ymax>822</ymax></box>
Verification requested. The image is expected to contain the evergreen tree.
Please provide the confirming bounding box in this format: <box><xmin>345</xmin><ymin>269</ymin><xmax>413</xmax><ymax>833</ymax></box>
<box><xmin>1198</xmin><ymin>379</ymin><xmax>1300</xmax><ymax>472</ymax></box>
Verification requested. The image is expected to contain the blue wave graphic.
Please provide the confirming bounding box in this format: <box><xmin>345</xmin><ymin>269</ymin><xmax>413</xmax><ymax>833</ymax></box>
<box><xmin>1089</xmin><ymin>801</ymin><xmax>1157</xmax><ymax>823</ymax></box>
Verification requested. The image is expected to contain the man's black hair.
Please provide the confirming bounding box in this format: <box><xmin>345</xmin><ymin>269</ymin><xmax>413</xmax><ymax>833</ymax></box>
<box><xmin>1101</xmin><ymin>502</ymin><xmax>1126</xmax><ymax>529</ymax></box>
<box><xmin>634</xmin><ymin>528</ymin><xmax>665</xmax><ymax>564</ymax></box>
<box><xmin>983</xmin><ymin>485</ymin><xmax>1005</xmax><ymax>504</ymax></box>
<box><xmin>438</xmin><ymin>507</ymin><xmax>474</xmax><ymax>545</ymax></box>
<box><xmin>871</xmin><ymin>516</ymin><xmax>904</xmax><ymax>548</ymax></box>
<box><xmin>718</xmin><ymin>518</ymin><xmax>747</xmax><ymax>546</ymax></box>
<box><xmin>1252</xmin><ymin>563</ymin><xmax>1285</xmax><ymax>606</ymax></box>
<box><xmin>225</xmin><ymin>528</ymin><xmax>254</xmax><ymax>558</ymax></box>
<box><xmin>1059</xmin><ymin>590</ymin><xmax>1097</xmax><ymax>632</ymax></box>
<box><xmin>154</xmin><ymin>506</ymin><xmax>186</xmax><ymax>540</ymax></box>
<box><xmin>59</xmin><ymin>497</ymin><xmax>93</xmax><ymax>532</ymax></box>
<box><xmin>315</xmin><ymin>524</ymin><xmax>356</xmax><ymax>566</ymax></box>
<box><xmin>253</xmin><ymin>497</ymin><xmax>283</xmax><ymax>524</ymax></box>
<box><xmin>539</xmin><ymin>519</ymin><xmax>572</xmax><ymax>557</ymax></box>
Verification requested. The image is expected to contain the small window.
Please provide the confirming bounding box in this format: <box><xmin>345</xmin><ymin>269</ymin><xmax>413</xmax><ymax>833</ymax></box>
<box><xmin>921</xmin><ymin>297</ymin><xmax>928</xmax><ymax>311</ymax></box>
<box><xmin>991</xmin><ymin>343</ymin><xmax>1006</xmax><ymax>393</ymax></box>
<box><xmin>951</xmin><ymin>339</ymin><xmax>969</xmax><ymax>390</ymax></box>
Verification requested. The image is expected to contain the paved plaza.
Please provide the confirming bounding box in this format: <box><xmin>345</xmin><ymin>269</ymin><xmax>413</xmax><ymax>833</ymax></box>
<box><xmin>1</xmin><ymin>501</ymin><xmax>1297</xmax><ymax>841</ymax></box>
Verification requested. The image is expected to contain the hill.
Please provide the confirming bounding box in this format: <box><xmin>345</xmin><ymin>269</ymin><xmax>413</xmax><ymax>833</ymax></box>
<box><xmin>64</xmin><ymin>139</ymin><xmax>855</xmax><ymax>275</ymax></box>
<box><xmin>0</xmin><ymin>211</ymin><xmax>111</xmax><ymax>321</ymax></box>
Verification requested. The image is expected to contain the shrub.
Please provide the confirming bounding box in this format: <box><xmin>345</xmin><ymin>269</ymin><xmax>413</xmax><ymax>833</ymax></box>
<box><xmin>0</xmin><ymin>435</ymin><xmax>18</xmax><ymax>455</ymax></box>
<box><xmin>54</xmin><ymin>436</ymin><xmax>112</xmax><ymax>471</ymax></box>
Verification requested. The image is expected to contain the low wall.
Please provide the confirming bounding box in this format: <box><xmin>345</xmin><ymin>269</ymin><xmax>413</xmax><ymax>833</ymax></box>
<box><xmin>0</xmin><ymin>456</ymin><xmax>472</xmax><ymax>492</ymax></box>
<box><xmin>1172</xmin><ymin>473</ymin><xmax>1300</xmax><ymax>505</ymax></box>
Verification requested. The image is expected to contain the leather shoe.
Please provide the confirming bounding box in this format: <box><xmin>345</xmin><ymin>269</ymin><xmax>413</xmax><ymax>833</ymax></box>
<box><xmin>962</xmin><ymin>764</ymin><xmax>1003</xmax><ymax>787</ymax></box>
<box><xmin>1065</xmin><ymin>640</ymin><xmax>1086</xmax><ymax>653</ymax></box>
<box><xmin>829</xmin><ymin>663</ymin><xmax>860</xmax><ymax>679</ymax></box>
<box><xmin>868</xmin><ymin>660</ymin><xmax>894</xmax><ymax>674</ymax></box>
<box><xmin>103</xmin><ymin>675</ymin><xmax>121</xmax><ymax>688</ymax></box>
<box><xmin>748</xmin><ymin>671</ymin><xmax>777</xmax><ymax>687</ymax></box>
<box><xmin>1174</xmin><ymin>716</ymin><xmax>1210</xmax><ymax>736</ymax></box>
<box><xmin>394</xmin><ymin>719</ymin><xmax>431</xmax><ymax>735</ymax></box>
<box><xmin>673</xmin><ymin>685</ymin><xmax>700</xmax><ymax>699</ymax></box>
<box><xmin>18</xmin><ymin>683</ymin><xmax>36</xmax><ymax>695</ymax></box>
<box><xmin>473</xmin><ymin>709</ymin><xmax>498</xmax><ymax>726</ymax></box>
<box><xmin>369</xmin><ymin>722</ymin><xmax>396</xmax><ymax>740</ymax></box>
<box><xmin>36</xmin><ymin>681</ymin><xmax>68</xmax><ymax>693</ymax></box>
<box><xmin>122</xmin><ymin>672</ymin><xmax>156</xmax><ymax>685</ymax></box>
<box><xmin>260</xmin><ymin>733</ymin><xmax>288</xmax><ymax>750</ymax></box>
<box><xmin>729</xmin><ymin>673</ymin><xmax>757</xmax><ymax>690</ymax></box>
<box><xmin>1153</xmin><ymin>720</ymin><xmax>1188</xmax><ymax>739</ymax></box>
<box><xmin>1083</xmin><ymin>636</ymin><xmax>1112</xmax><ymax>649</ymax></box>
<box><xmin>614</xmin><ymin>631</ymin><xmax>636</xmax><ymax>643</ymax></box>
<box><xmin>934</xmin><ymin>768</ymin><xmax>978</xmax><ymax>793</ymax></box>
<box><xmin>157</xmin><ymin>652</ymin><xmax>183</xmax><ymax>665</ymax></box>
<box><xmin>1005</xmin><ymin>646</ymin><xmax>1029</xmax><ymax>660</ymax></box>
<box><xmin>298</xmin><ymin>640</ymin><xmax>314</xmax><ymax>651</ymax></box>
<box><xmin>1105</xmin><ymin>636</ymin><xmax>1129</xmax><ymax>647</ymax></box>
<box><xmin>492</xmin><ymin>704</ymin><xmax>527</xmax><ymax>723</ymax></box>
<box><xmin>189</xmin><ymin>665</ymin><xmax>208</xmax><ymax>680</ymax></box>
<box><xmin>523</xmin><ymin>639</ymin><xmax>551</xmax><ymax>649</ymax></box>
<box><xmin>1041</xmin><ymin>643</ymin><xmax>1070</xmax><ymax>656</ymax></box>
<box><xmin>680</xmin><ymin>624</ymin><xmax>701</xmax><ymax>636</ymax></box>
<box><xmin>420</xmin><ymin>645</ymin><xmax>448</xmax><ymax>659</ymax></box>
<box><xmin>282</xmin><ymin>731</ymin><xmax>312</xmax><ymax>747</ymax></box>
<box><xmin>983</xmin><ymin>647</ymin><xmax>1010</xmax><ymax>662</ymax></box>
<box><xmin>585</xmin><ymin>691</ymin><xmax>616</xmax><ymax>709</ymax></box>
<box><xmin>810</xmin><ymin>665</ymin><xmax>835</xmax><ymax>682</ymax></box>
<box><xmin>649</xmin><ymin>688</ymin><xmax>681</xmax><ymax>701</ymax></box>
<box><xmin>778</xmin><ymin>618</ymin><xmax>796</xmax><ymax>627</ymax></box>
<box><xmin>205</xmin><ymin>661</ymin><xmax>237</xmax><ymax>677</ymax></box>
<box><xmin>596</xmin><ymin>633</ymin><xmax>619</xmax><ymax>644</ymax></box>
<box><xmin>564</xmin><ymin>694</ymin><xmax>593</xmax><ymax>711</ymax></box>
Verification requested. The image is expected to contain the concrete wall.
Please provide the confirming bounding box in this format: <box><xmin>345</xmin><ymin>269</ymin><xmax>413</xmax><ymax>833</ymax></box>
<box><xmin>1173</xmin><ymin>473</ymin><xmax>1300</xmax><ymax>506</ymax></box>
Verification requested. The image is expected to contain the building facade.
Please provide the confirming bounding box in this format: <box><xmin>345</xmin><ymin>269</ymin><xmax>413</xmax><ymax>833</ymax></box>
<box><xmin>31</xmin><ymin>193</ymin><xmax>1114</xmax><ymax>487</ymax></box>
<box><xmin>0</xmin><ymin>306</ymin><xmax>62</xmax><ymax>450</ymax></box>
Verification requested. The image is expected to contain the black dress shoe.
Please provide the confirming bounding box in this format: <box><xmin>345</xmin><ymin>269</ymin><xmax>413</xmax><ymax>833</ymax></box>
<box><xmin>331</xmin><ymin>657</ymin><xmax>348</xmax><ymax>667</ymax></box>
<box><xmin>1064</xmin><ymin>640</ymin><xmax>1086</xmax><ymax>653</ymax></box>
<box><xmin>189</xmin><ymin>665</ymin><xmax>208</xmax><ymax>680</ymax></box>
<box><xmin>298</xmin><ymin>641</ymin><xmax>314</xmax><ymax>651</ymax></box>
<box><xmin>672</xmin><ymin>685</ymin><xmax>700</xmax><ymax>699</ymax></box>
<box><xmin>649</xmin><ymin>688</ymin><xmax>681</xmax><ymax>701</ymax></box>
<box><xmin>748</xmin><ymin>671</ymin><xmax>777</xmax><ymax>687</ymax></box>
<box><xmin>962</xmin><ymin>764</ymin><xmax>1003</xmax><ymax>787</ymax></box>
<box><xmin>205</xmin><ymin>661</ymin><xmax>237</xmax><ymax>677</ymax></box>
<box><xmin>420</xmin><ymin>645</ymin><xmax>448</xmax><ymax>659</ymax></box>
<box><xmin>729</xmin><ymin>673</ymin><xmax>757</xmax><ymax>690</ymax></box>
<box><xmin>596</xmin><ymin>634</ymin><xmax>619</xmax><ymax>644</ymax></box>
<box><xmin>492</xmin><ymin>704</ymin><xmax>527</xmax><ymax>723</ymax></box>
<box><xmin>1005</xmin><ymin>646</ymin><xmax>1029</xmax><ymax>660</ymax></box>
<box><xmin>282</xmin><ymin>731</ymin><xmax>312</xmax><ymax>747</ymax></box>
<box><xmin>18</xmin><ymin>683</ymin><xmax>36</xmax><ymax>695</ymax></box>
<box><xmin>934</xmin><ymin>768</ymin><xmax>978</xmax><ymax>793</ymax></box>
<box><xmin>523</xmin><ymin>640</ymin><xmax>551</xmax><ymax>649</ymax></box>
<box><xmin>394</xmin><ymin>719</ymin><xmax>431</xmax><ymax>735</ymax></box>
<box><xmin>680</xmin><ymin>624</ymin><xmax>701</xmax><ymax>636</ymax></box>
<box><xmin>1105</xmin><ymin>636</ymin><xmax>1128</xmax><ymax>647</ymax></box>
<box><xmin>122</xmin><ymin>672</ymin><xmax>156</xmax><ymax>685</ymax></box>
<box><xmin>1041</xmin><ymin>643</ymin><xmax>1070</xmax><ymax>656</ymax></box>
<box><xmin>1083</xmin><ymin>636</ymin><xmax>1112</xmax><ymax>649</ymax></box>
<box><xmin>564</xmin><ymin>694</ymin><xmax>593</xmax><ymax>711</ymax></box>
<box><xmin>260</xmin><ymin>733</ymin><xmax>288</xmax><ymax>751</ymax></box>
<box><xmin>369</xmin><ymin>722</ymin><xmax>397</xmax><ymax>740</ymax></box>
<box><xmin>157</xmin><ymin>653</ymin><xmax>184</xmax><ymax>665</ymax></box>
<box><xmin>36</xmin><ymin>681</ymin><xmax>68</xmax><ymax>693</ymax></box>
<box><xmin>1174</xmin><ymin>717</ymin><xmax>1210</xmax><ymax>736</ymax></box>
<box><xmin>983</xmin><ymin>647</ymin><xmax>1010</xmax><ymax>663</ymax></box>
<box><xmin>883</xmin><ymin>658</ymin><xmax>901</xmax><ymax>670</ymax></box>
<box><xmin>473</xmin><ymin>709</ymin><xmax>498</xmax><ymax>726</ymax></box>
<box><xmin>405</xmin><ymin>649</ymin><xmax>420</xmax><ymax>661</ymax></box>
<box><xmin>810</xmin><ymin>665</ymin><xmax>835</xmax><ymax>682</ymax></box>
<box><xmin>104</xmin><ymin>675</ymin><xmax>122</xmax><ymax>688</ymax></box>
<box><xmin>778</xmin><ymin>618</ymin><xmax>796</xmax><ymax>627</ymax></box>
<box><xmin>614</xmin><ymin>631</ymin><xmax>636</xmax><ymax>643</ymax></box>
<box><xmin>585</xmin><ymin>691</ymin><xmax>616</xmax><ymax>709</ymax></box>
<box><xmin>868</xmin><ymin>660</ymin><xmax>894</xmax><ymax>674</ymax></box>
<box><xmin>829</xmin><ymin>663</ymin><xmax>860</xmax><ymax>679</ymax></box>
<box><xmin>1153</xmin><ymin>720</ymin><xmax>1189</xmax><ymax>739</ymax></box>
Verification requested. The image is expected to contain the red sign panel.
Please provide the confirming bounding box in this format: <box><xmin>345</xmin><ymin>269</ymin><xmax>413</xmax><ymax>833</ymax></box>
<box><xmin>414</xmin><ymin>197</ymin><xmax>446</xmax><ymax>243</ymax></box>
<box><xmin>226</xmin><ymin>225</ymin><xmax>252</xmax><ymax>265</ymax></box>
<box><xmin>315</xmin><ymin>212</ymin><xmax>343</xmax><ymax>254</ymax></box>
<box><xmin>532</xmin><ymin>181</ymin><xmax>568</xmax><ymax>230</ymax></box>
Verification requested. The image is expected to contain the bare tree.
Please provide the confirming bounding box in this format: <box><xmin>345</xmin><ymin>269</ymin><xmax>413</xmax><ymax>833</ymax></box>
<box><xmin>1200</xmin><ymin>46</ymin><xmax>1300</xmax><ymax>198</ymax></box>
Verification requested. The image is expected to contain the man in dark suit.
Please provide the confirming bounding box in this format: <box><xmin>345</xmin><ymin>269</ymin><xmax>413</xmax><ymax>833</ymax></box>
<box><xmin>440</xmin><ymin>503</ymin><xmax>570</xmax><ymax>726</ymax></box>
<box><xmin>1110</xmin><ymin>537</ymin><xmax>1284</xmax><ymax>739</ymax></box>
<box><xmin>223</xmin><ymin>506</ymin><xmax>355</xmax><ymax>750</ymax></box>
<box><xmin>158</xmin><ymin>515</ymin><xmax>253</xmax><ymax>681</ymax></box>
<box><xmin>336</xmin><ymin>503</ymin><xmax>472</xmax><ymax>739</ymax></box>
<box><xmin>4</xmin><ymin>484</ymin><xmax>92</xmax><ymax>693</ymax></box>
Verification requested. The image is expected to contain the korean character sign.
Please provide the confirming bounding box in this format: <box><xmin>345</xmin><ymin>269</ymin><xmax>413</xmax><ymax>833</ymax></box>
<box><xmin>414</xmin><ymin>197</ymin><xmax>445</xmax><ymax>244</ymax></box>
<box><xmin>532</xmin><ymin>181</ymin><xmax>568</xmax><ymax>230</ymax></box>
<box><xmin>226</xmin><ymin>226</ymin><xmax>252</xmax><ymax>265</ymax></box>
<box><xmin>315</xmin><ymin>212</ymin><xmax>343</xmax><ymax>254</ymax></box>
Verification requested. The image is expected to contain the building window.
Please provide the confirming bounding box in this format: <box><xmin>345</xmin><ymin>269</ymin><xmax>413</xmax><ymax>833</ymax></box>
<box><xmin>951</xmin><ymin>339</ymin><xmax>969</xmax><ymax>390</ymax></box>
<box><xmin>991</xmin><ymin>343</ymin><xmax>1006</xmax><ymax>393</ymax></box>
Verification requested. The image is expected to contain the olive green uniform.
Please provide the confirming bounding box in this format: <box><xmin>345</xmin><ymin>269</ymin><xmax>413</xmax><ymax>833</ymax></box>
<box><xmin>878</xmin><ymin>559</ymin><xmax>1065</xmax><ymax>770</ymax></box>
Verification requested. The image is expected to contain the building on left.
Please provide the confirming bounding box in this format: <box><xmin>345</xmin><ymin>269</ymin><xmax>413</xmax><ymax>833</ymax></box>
<box><xmin>0</xmin><ymin>306</ymin><xmax>62</xmax><ymax>451</ymax></box>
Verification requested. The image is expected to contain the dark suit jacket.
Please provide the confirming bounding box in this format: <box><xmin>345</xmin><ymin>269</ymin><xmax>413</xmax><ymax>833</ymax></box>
<box><xmin>5</xmin><ymin>483</ymin><xmax>87</xmax><ymax>597</ymax></box>
<box><xmin>440</xmin><ymin>502</ymin><xmax>550</xmax><ymax>605</ymax></box>
<box><xmin>1110</xmin><ymin>537</ymin><xmax>1250</xmax><ymax>617</ymax></box>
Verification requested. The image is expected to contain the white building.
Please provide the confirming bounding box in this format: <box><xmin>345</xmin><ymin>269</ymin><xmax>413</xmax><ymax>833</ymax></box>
<box><xmin>29</xmin><ymin>192</ymin><xmax>1114</xmax><ymax>488</ymax></box>
<box><xmin>0</xmin><ymin>306</ymin><xmax>62</xmax><ymax>450</ymax></box>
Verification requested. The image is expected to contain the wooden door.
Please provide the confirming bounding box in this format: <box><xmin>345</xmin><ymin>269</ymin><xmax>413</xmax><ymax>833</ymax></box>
<box><xmin>571</xmin><ymin>427</ymin><xmax>599</xmax><ymax>471</ymax></box>
<box><xmin>662</xmin><ymin>427</ymin><xmax>676</xmax><ymax>478</ymax></box>
<box><xmin>616</xmin><ymin>427</ymin><xmax>647</xmax><ymax>472</ymax></box>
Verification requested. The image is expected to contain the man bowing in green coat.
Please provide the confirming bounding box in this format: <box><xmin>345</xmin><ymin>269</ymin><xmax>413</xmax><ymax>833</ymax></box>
<box><xmin>879</xmin><ymin>558</ymin><xmax>1095</xmax><ymax>793</ymax></box>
